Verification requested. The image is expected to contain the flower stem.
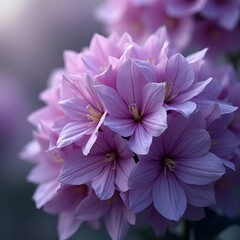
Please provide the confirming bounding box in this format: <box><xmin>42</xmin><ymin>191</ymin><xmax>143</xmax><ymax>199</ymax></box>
<box><xmin>184</xmin><ymin>220</ymin><xmax>191</xmax><ymax>240</ymax></box>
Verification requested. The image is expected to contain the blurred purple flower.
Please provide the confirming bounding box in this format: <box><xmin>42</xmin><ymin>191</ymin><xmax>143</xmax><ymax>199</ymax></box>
<box><xmin>201</xmin><ymin>0</ymin><xmax>240</xmax><ymax>30</ymax></box>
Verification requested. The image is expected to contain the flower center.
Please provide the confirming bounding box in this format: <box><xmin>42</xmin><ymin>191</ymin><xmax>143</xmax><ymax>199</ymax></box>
<box><xmin>52</xmin><ymin>152</ymin><xmax>63</xmax><ymax>163</ymax></box>
<box><xmin>86</xmin><ymin>104</ymin><xmax>102</xmax><ymax>125</ymax></box>
<box><xmin>107</xmin><ymin>191</ymin><xmax>119</xmax><ymax>205</ymax></box>
<box><xmin>129</xmin><ymin>103</ymin><xmax>142</xmax><ymax>121</ymax></box>
<box><xmin>73</xmin><ymin>184</ymin><xmax>88</xmax><ymax>195</ymax></box>
<box><xmin>163</xmin><ymin>157</ymin><xmax>177</xmax><ymax>174</ymax></box>
<box><xmin>164</xmin><ymin>81</ymin><xmax>178</xmax><ymax>103</ymax></box>
<box><xmin>104</xmin><ymin>151</ymin><xmax>118</xmax><ymax>170</ymax></box>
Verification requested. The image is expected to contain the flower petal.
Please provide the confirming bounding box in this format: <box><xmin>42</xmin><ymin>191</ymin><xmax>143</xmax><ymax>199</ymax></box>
<box><xmin>75</xmin><ymin>191</ymin><xmax>109</xmax><ymax>220</ymax></box>
<box><xmin>175</xmin><ymin>153</ymin><xmax>225</xmax><ymax>185</ymax></box>
<box><xmin>172</xmin><ymin>129</ymin><xmax>211</xmax><ymax>158</ymax></box>
<box><xmin>153</xmin><ymin>173</ymin><xmax>187</xmax><ymax>221</ymax></box>
<box><xmin>59</xmin><ymin>149</ymin><xmax>103</xmax><ymax>185</ymax></box>
<box><xmin>92</xmin><ymin>164</ymin><xmax>115</xmax><ymax>200</ymax></box>
<box><xmin>129</xmin><ymin>184</ymin><xmax>153</xmax><ymax>213</ymax></box>
<box><xmin>57</xmin><ymin>122</ymin><xmax>93</xmax><ymax>148</ymax></box>
<box><xmin>129</xmin><ymin>124</ymin><xmax>153</xmax><ymax>154</ymax></box>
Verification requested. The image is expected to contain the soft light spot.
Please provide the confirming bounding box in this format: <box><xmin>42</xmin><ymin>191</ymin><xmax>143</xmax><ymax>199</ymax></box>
<box><xmin>0</xmin><ymin>0</ymin><xmax>28</xmax><ymax>29</ymax></box>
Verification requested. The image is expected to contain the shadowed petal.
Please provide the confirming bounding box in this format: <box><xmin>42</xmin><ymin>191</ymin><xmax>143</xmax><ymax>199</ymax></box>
<box><xmin>172</xmin><ymin>129</ymin><xmax>211</xmax><ymax>158</ymax></box>
<box><xmin>180</xmin><ymin>182</ymin><xmax>216</xmax><ymax>207</ymax></box>
<box><xmin>129</xmin><ymin>184</ymin><xmax>153</xmax><ymax>213</ymax></box>
<box><xmin>153</xmin><ymin>173</ymin><xmax>187</xmax><ymax>221</ymax></box>
<box><xmin>105</xmin><ymin>200</ymin><xmax>132</xmax><ymax>240</ymax></box>
<box><xmin>59</xmin><ymin>149</ymin><xmax>103</xmax><ymax>185</ymax></box>
<box><xmin>58</xmin><ymin>211</ymin><xmax>82</xmax><ymax>240</ymax></box>
<box><xmin>75</xmin><ymin>192</ymin><xmax>109</xmax><ymax>220</ymax></box>
<box><xmin>175</xmin><ymin>153</ymin><xmax>225</xmax><ymax>185</ymax></box>
<box><xmin>92</xmin><ymin>164</ymin><xmax>115</xmax><ymax>200</ymax></box>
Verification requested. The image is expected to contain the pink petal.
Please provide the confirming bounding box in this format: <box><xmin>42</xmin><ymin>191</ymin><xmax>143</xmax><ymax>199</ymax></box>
<box><xmin>58</xmin><ymin>211</ymin><xmax>82</xmax><ymax>240</ymax></box>
<box><xmin>59</xmin><ymin>149</ymin><xmax>103</xmax><ymax>185</ymax></box>
<box><xmin>116</xmin><ymin>158</ymin><xmax>135</xmax><ymax>192</ymax></box>
<box><xmin>57</xmin><ymin>122</ymin><xmax>93</xmax><ymax>148</ymax></box>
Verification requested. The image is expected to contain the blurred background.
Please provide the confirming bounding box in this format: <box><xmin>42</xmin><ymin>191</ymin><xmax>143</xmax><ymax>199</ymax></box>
<box><xmin>0</xmin><ymin>0</ymin><xmax>112</xmax><ymax>239</ymax></box>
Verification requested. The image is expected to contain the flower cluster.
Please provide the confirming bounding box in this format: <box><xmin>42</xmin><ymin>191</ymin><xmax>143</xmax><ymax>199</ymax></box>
<box><xmin>21</xmin><ymin>29</ymin><xmax>240</xmax><ymax>240</ymax></box>
<box><xmin>96</xmin><ymin>0</ymin><xmax>240</xmax><ymax>57</ymax></box>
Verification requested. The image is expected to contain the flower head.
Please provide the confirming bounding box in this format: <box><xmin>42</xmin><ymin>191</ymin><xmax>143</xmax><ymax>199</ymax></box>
<box><xmin>128</xmin><ymin>112</ymin><xmax>225</xmax><ymax>221</ymax></box>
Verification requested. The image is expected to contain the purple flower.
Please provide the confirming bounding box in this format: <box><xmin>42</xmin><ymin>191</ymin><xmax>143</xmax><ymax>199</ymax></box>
<box><xmin>56</xmin><ymin>74</ymin><xmax>107</xmax><ymax>155</ymax></box>
<box><xmin>44</xmin><ymin>184</ymin><xmax>99</xmax><ymax>240</ymax></box>
<box><xmin>59</xmin><ymin>127</ymin><xmax>135</xmax><ymax>200</ymax></box>
<box><xmin>22</xmin><ymin>128</ymin><xmax>63</xmax><ymax>209</ymax></box>
<box><xmin>75</xmin><ymin>190</ymin><xmax>136</xmax><ymax>240</ymax></box>
<box><xmin>192</xmin><ymin>20</ymin><xmax>240</xmax><ymax>57</ymax></box>
<box><xmin>95</xmin><ymin>58</ymin><xmax>167</xmax><ymax>154</ymax></box>
<box><xmin>96</xmin><ymin>0</ymin><xmax>194</xmax><ymax>50</ymax></box>
<box><xmin>128</xmin><ymin>112</ymin><xmax>225</xmax><ymax>221</ymax></box>
<box><xmin>165</xmin><ymin>0</ymin><xmax>207</xmax><ymax>17</ymax></box>
<box><xmin>201</xmin><ymin>0</ymin><xmax>240</xmax><ymax>30</ymax></box>
<box><xmin>159</xmin><ymin>52</ymin><xmax>212</xmax><ymax>117</ymax></box>
<box><xmin>215</xmin><ymin>157</ymin><xmax>240</xmax><ymax>218</ymax></box>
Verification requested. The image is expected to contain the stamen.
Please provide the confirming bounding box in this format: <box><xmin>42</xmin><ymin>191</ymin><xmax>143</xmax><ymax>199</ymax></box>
<box><xmin>129</xmin><ymin>103</ymin><xmax>142</xmax><ymax>121</ymax></box>
<box><xmin>52</xmin><ymin>152</ymin><xmax>63</xmax><ymax>163</ymax></box>
<box><xmin>104</xmin><ymin>152</ymin><xmax>118</xmax><ymax>170</ymax></box>
<box><xmin>211</xmin><ymin>139</ymin><xmax>218</xmax><ymax>146</ymax></box>
<box><xmin>86</xmin><ymin>104</ymin><xmax>102</xmax><ymax>125</ymax></box>
<box><xmin>164</xmin><ymin>81</ymin><xmax>178</xmax><ymax>102</ymax></box>
<box><xmin>107</xmin><ymin>191</ymin><xmax>119</xmax><ymax>205</ymax></box>
<box><xmin>163</xmin><ymin>157</ymin><xmax>177</xmax><ymax>174</ymax></box>
<box><xmin>74</xmin><ymin>185</ymin><xmax>88</xmax><ymax>195</ymax></box>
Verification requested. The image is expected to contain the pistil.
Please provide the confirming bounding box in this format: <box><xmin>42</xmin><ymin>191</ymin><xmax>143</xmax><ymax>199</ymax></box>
<box><xmin>104</xmin><ymin>152</ymin><xmax>118</xmax><ymax>170</ymax></box>
<box><xmin>129</xmin><ymin>103</ymin><xmax>142</xmax><ymax>121</ymax></box>
<box><xmin>86</xmin><ymin>104</ymin><xmax>102</xmax><ymax>124</ymax></box>
<box><xmin>163</xmin><ymin>157</ymin><xmax>177</xmax><ymax>174</ymax></box>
